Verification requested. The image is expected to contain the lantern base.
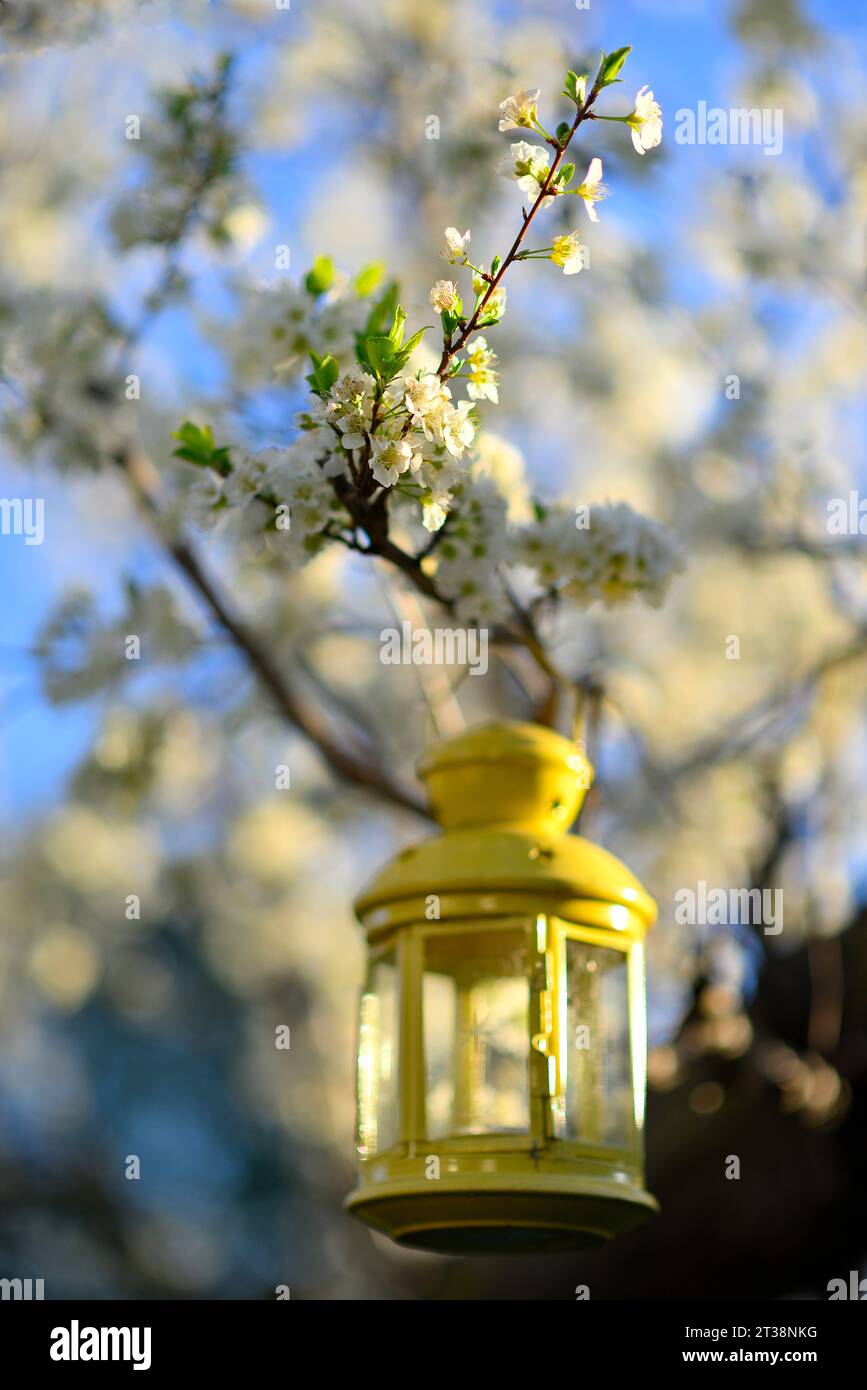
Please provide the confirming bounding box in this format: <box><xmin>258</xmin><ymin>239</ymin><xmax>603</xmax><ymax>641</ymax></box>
<box><xmin>345</xmin><ymin>1175</ymin><xmax>658</xmax><ymax>1255</ymax></box>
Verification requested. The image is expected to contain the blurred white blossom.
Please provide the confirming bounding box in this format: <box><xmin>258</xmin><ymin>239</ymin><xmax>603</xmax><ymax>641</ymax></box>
<box><xmin>514</xmin><ymin>501</ymin><xmax>684</xmax><ymax>608</ymax></box>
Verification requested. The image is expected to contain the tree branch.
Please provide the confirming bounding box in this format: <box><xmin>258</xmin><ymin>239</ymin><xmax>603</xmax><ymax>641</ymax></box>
<box><xmin>114</xmin><ymin>444</ymin><xmax>428</xmax><ymax>819</ymax></box>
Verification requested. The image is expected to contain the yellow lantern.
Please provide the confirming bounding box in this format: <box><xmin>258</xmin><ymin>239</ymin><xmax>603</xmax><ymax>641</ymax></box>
<box><xmin>345</xmin><ymin>721</ymin><xmax>658</xmax><ymax>1253</ymax></box>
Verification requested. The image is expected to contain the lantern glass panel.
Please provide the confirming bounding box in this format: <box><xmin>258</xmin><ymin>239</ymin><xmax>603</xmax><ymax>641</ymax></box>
<box><xmin>563</xmin><ymin>939</ymin><xmax>633</xmax><ymax>1148</ymax></box>
<box><xmin>356</xmin><ymin>950</ymin><xmax>399</xmax><ymax>1157</ymax></box>
<box><xmin>423</xmin><ymin>927</ymin><xmax>530</xmax><ymax>1139</ymax></box>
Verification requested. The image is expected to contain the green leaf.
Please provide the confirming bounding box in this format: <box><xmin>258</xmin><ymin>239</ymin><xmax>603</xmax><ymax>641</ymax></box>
<box><xmin>401</xmin><ymin>326</ymin><xmax>428</xmax><ymax>356</ymax></box>
<box><xmin>305</xmin><ymin>351</ymin><xmax>340</xmax><ymax>397</ymax></box>
<box><xmin>476</xmin><ymin>294</ymin><xmax>506</xmax><ymax>329</ymax></box>
<box><xmin>557</xmin><ymin>162</ymin><xmax>576</xmax><ymax>187</ymax></box>
<box><xmin>173</xmin><ymin>420</ymin><xmax>211</xmax><ymax>454</ymax></box>
<box><xmin>358</xmin><ymin>334</ymin><xmax>396</xmax><ymax>380</ymax></box>
<box><xmin>596</xmin><ymin>46</ymin><xmax>631</xmax><ymax>89</ymax></box>
<box><xmin>354</xmin><ymin>261</ymin><xmax>386</xmax><ymax>297</ymax></box>
<box><xmin>490</xmin><ymin>254</ymin><xmax>502</xmax><ymax>276</ymax></box>
<box><xmin>304</xmin><ymin>254</ymin><xmax>336</xmax><ymax>296</ymax></box>
<box><xmin>561</xmin><ymin>71</ymin><xmax>589</xmax><ymax>104</ymax></box>
<box><xmin>357</xmin><ymin>292</ymin><xmax>425</xmax><ymax>380</ymax></box>
<box><xmin>440</xmin><ymin>308</ymin><xmax>464</xmax><ymax>340</ymax></box>
<box><xmin>555</xmin><ymin>121</ymin><xmax>572</xmax><ymax>143</ymax></box>
<box><xmin>171</xmin><ymin>421</ymin><xmax>232</xmax><ymax>475</ymax></box>
<box><xmin>388</xmin><ymin>305</ymin><xmax>407</xmax><ymax>349</ymax></box>
<box><xmin>391</xmin><ymin>326</ymin><xmax>429</xmax><ymax>373</ymax></box>
<box><xmin>364</xmin><ymin>280</ymin><xmax>400</xmax><ymax>336</ymax></box>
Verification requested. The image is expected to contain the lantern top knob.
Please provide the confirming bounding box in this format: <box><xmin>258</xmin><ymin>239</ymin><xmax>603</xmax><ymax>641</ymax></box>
<box><xmin>417</xmin><ymin>720</ymin><xmax>593</xmax><ymax>836</ymax></box>
<box><xmin>356</xmin><ymin>719</ymin><xmax>655</xmax><ymax>935</ymax></box>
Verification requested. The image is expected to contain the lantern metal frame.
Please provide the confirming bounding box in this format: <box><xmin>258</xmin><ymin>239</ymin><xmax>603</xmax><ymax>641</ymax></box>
<box><xmin>345</xmin><ymin>721</ymin><xmax>659</xmax><ymax>1254</ymax></box>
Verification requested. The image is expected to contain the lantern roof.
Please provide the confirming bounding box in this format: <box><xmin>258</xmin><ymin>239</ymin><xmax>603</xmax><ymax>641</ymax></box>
<box><xmin>355</xmin><ymin>721</ymin><xmax>656</xmax><ymax>935</ymax></box>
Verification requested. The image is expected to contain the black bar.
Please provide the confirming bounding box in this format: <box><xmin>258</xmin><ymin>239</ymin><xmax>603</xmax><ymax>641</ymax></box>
<box><xmin>1</xmin><ymin>1298</ymin><xmax>862</xmax><ymax>1375</ymax></box>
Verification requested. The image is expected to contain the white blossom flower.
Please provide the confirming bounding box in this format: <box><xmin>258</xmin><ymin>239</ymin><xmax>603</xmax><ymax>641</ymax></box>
<box><xmin>484</xmin><ymin>285</ymin><xmax>508</xmax><ymax>321</ymax></box>
<box><xmin>497</xmin><ymin>88</ymin><xmax>541</xmax><ymax>132</ymax></box>
<box><xmin>404</xmin><ymin>373</ymin><xmax>454</xmax><ymax>441</ymax></box>
<box><xmin>496</xmin><ymin>141</ymin><xmax>556</xmax><ymax>210</ymax></box>
<box><xmin>403</xmin><ymin>377</ymin><xmax>476</xmax><ymax>459</ymax></box>
<box><xmin>421</xmin><ymin>493</ymin><xmax>450</xmax><ymax>533</ymax></box>
<box><xmin>627</xmin><ymin>86</ymin><xmax>663</xmax><ymax>155</ymax></box>
<box><xmin>319</xmin><ymin>449</ymin><xmax>351</xmax><ymax>479</ymax></box>
<box><xmin>465</xmin><ymin>337</ymin><xmax>499</xmax><ymax>402</ymax></box>
<box><xmin>415</xmin><ymin>450</ymin><xmax>464</xmax><ymax>503</ymax></box>
<box><xmin>429</xmin><ymin>279</ymin><xmax>461</xmax><ymax>312</ymax></box>
<box><xmin>0</xmin><ymin>289</ymin><xmax>136</xmax><ymax>467</ymax></box>
<box><xmin>471</xmin><ymin>267</ymin><xmax>508</xmax><ymax>322</ymax></box>
<box><xmin>440</xmin><ymin>227</ymin><xmax>471</xmax><ymax>263</ymax></box>
<box><xmin>370</xmin><ymin>436</ymin><xmax>421</xmax><ymax>487</ymax></box>
<box><xmin>550</xmin><ymin>231</ymin><xmax>586</xmax><ymax>275</ymax></box>
<box><xmin>575</xmin><ymin>157</ymin><xmax>607</xmax><ymax>222</ymax></box>
<box><xmin>260</xmin><ymin>438</ymin><xmax>349</xmax><ymax>569</ymax></box>
<box><xmin>474</xmin><ymin>432</ymin><xmax>531</xmax><ymax>521</ymax></box>
<box><xmin>442</xmin><ymin>399</ymin><xmax>476</xmax><ymax>458</ymax></box>
<box><xmin>222</xmin><ymin>450</ymin><xmax>272</xmax><ymax>508</ymax></box>
<box><xmin>434</xmin><ymin>476</ymin><xmax>511</xmax><ymax>623</ymax></box>
<box><xmin>513</xmin><ymin>501</ymin><xmax>683</xmax><ymax>608</ymax></box>
<box><xmin>318</xmin><ymin>371</ymin><xmax>376</xmax><ymax>450</ymax></box>
<box><xmin>224</xmin><ymin>279</ymin><xmax>364</xmax><ymax>387</ymax></box>
<box><xmin>187</xmin><ymin>470</ymin><xmax>225</xmax><ymax>531</ymax></box>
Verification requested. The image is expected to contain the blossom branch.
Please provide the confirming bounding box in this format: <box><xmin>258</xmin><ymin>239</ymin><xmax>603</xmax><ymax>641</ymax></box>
<box><xmin>436</xmin><ymin>85</ymin><xmax>598</xmax><ymax>377</ymax></box>
<box><xmin>165</xmin><ymin>46</ymin><xmax>672</xmax><ymax>738</ymax></box>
